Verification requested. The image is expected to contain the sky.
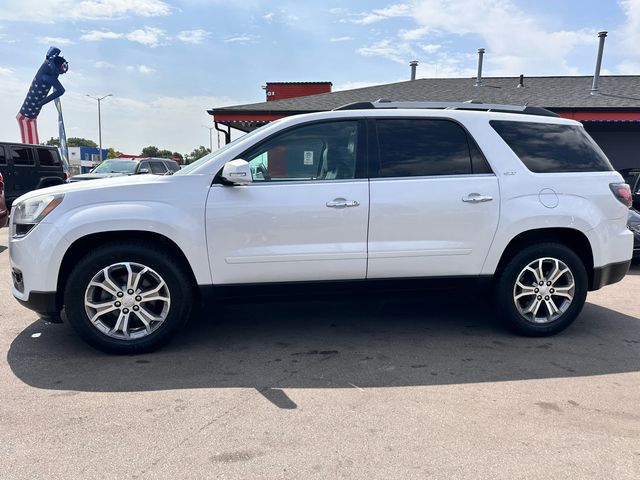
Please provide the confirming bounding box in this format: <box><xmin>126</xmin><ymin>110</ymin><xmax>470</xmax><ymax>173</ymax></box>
<box><xmin>0</xmin><ymin>0</ymin><xmax>639</xmax><ymax>154</ymax></box>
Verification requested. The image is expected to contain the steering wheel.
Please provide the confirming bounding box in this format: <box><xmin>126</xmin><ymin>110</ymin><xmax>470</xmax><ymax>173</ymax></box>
<box><xmin>256</xmin><ymin>163</ymin><xmax>271</xmax><ymax>181</ymax></box>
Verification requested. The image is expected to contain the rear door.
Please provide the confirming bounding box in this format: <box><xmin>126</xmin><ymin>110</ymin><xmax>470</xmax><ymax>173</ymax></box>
<box><xmin>0</xmin><ymin>146</ymin><xmax>10</xmax><ymax>195</ymax></box>
<box><xmin>367</xmin><ymin>118</ymin><xmax>500</xmax><ymax>278</ymax></box>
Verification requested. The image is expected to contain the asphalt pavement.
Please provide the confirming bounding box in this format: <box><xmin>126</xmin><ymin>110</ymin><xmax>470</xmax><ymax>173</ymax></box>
<box><xmin>1</xmin><ymin>227</ymin><xmax>639</xmax><ymax>479</ymax></box>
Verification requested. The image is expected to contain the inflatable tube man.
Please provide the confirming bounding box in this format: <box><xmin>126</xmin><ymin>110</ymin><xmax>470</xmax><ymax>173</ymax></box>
<box><xmin>17</xmin><ymin>47</ymin><xmax>68</xmax><ymax>144</ymax></box>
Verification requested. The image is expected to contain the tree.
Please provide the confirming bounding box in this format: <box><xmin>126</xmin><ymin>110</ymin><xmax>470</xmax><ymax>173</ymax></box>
<box><xmin>46</xmin><ymin>137</ymin><xmax>98</xmax><ymax>148</ymax></box>
<box><xmin>68</xmin><ymin>137</ymin><xmax>98</xmax><ymax>148</ymax></box>
<box><xmin>106</xmin><ymin>147</ymin><xmax>121</xmax><ymax>159</ymax></box>
<box><xmin>187</xmin><ymin>146</ymin><xmax>211</xmax><ymax>163</ymax></box>
<box><xmin>141</xmin><ymin>146</ymin><xmax>160</xmax><ymax>157</ymax></box>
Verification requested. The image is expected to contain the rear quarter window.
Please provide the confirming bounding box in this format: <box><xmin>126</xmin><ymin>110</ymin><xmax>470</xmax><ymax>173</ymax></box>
<box><xmin>36</xmin><ymin>148</ymin><xmax>61</xmax><ymax>167</ymax></box>
<box><xmin>490</xmin><ymin>120</ymin><xmax>613</xmax><ymax>173</ymax></box>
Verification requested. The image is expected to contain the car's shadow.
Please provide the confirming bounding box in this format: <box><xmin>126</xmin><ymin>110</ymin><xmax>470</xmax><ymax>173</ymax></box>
<box><xmin>0</xmin><ymin>245</ymin><xmax>6</xmax><ymax>254</ymax></box>
<box><xmin>7</xmin><ymin>292</ymin><xmax>640</xmax><ymax>408</ymax></box>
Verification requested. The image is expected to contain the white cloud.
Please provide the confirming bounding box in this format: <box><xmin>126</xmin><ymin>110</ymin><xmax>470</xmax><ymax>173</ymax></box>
<box><xmin>81</xmin><ymin>27</ymin><xmax>166</xmax><ymax>47</ymax></box>
<box><xmin>333</xmin><ymin>80</ymin><xmax>381</xmax><ymax>91</ymax></box>
<box><xmin>357</xmin><ymin>38</ymin><xmax>415</xmax><ymax>64</ymax></box>
<box><xmin>330</xmin><ymin>36</ymin><xmax>353</xmax><ymax>42</ymax></box>
<box><xmin>93</xmin><ymin>61</ymin><xmax>116</xmax><ymax>69</ymax></box>
<box><xmin>224</xmin><ymin>35</ymin><xmax>255</xmax><ymax>44</ymax></box>
<box><xmin>619</xmin><ymin>0</ymin><xmax>640</xmax><ymax>56</ymax></box>
<box><xmin>177</xmin><ymin>29</ymin><xmax>210</xmax><ymax>44</ymax></box>
<box><xmin>421</xmin><ymin>43</ymin><xmax>441</xmax><ymax>54</ymax></box>
<box><xmin>81</xmin><ymin>30</ymin><xmax>123</xmax><ymax>41</ymax></box>
<box><xmin>126</xmin><ymin>27</ymin><xmax>166</xmax><ymax>47</ymax></box>
<box><xmin>0</xmin><ymin>67</ymin><xmax>13</xmax><ymax>76</ymax></box>
<box><xmin>354</xmin><ymin>0</ymin><xmax>598</xmax><ymax>76</ymax></box>
<box><xmin>352</xmin><ymin>4</ymin><xmax>411</xmax><ymax>25</ymax></box>
<box><xmin>616</xmin><ymin>61</ymin><xmax>640</xmax><ymax>74</ymax></box>
<box><xmin>263</xmin><ymin>12</ymin><xmax>274</xmax><ymax>22</ymax></box>
<box><xmin>38</xmin><ymin>36</ymin><xmax>74</xmax><ymax>46</ymax></box>
<box><xmin>137</xmin><ymin>64</ymin><xmax>155</xmax><ymax>74</ymax></box>
<box><xmin>0</xmin><ymin>0</ymin><xmax>171</xmax><ymax>22</ymax></box>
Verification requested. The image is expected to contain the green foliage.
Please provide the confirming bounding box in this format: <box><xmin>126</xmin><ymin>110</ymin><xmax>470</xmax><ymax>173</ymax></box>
<box><xmin>45</xmin><ymin>137</ymin><xmax>60</xmax><ymax>146</ymax></box>
<box><xmin>106</xmin><ymin>148</ymin><xmax>121</xmax><ymax>159</ymax></box>
<box><xmin>187</xmin><ymin>146</ymin><xmax>211</xmax><ymax>162</ymax></box>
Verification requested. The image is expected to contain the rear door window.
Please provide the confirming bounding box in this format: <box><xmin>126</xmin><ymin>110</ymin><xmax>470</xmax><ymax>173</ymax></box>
<box><xmin>164</xmin><ymin>160</ymin><xmax>180</xmax><ymax>173</ymax></box>
<box><xmin>150</xmin><ymin>161</ymin><xmax>167</xmax><ymax>174</ymax></box>
<box><xmin>36</xmin><ymin>148</ymin><xmax>61</xmax><ymax>167</ymax></box>
<box><xmin>0</xmin><ymin>146</ymin><xmax>6</xmax><ymax>166</ymax></box>
<box><xmin>374</xmin><ymin>119</ymin><xmax>488</xmax><ymax>177</ymax></box>
<box><xmin>11</xmin><ymin>146</ymin><xmax>35</xmax><ymax>167</ymax></box>
<box><xmin>490</xmin><ymin>120</ymin><xmax>614</xmax><ymax>173</ymax></box>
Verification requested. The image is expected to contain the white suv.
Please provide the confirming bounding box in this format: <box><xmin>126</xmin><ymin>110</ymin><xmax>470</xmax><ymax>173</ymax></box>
<box><xmin>8</xmin><ymin>102</ymin><xmax>634</xmax><ymax>353</ymax></box>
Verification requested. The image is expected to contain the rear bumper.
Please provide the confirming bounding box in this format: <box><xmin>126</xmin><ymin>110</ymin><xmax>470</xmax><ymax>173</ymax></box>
<box><xmin>590</xmin><ymin>260</ymin><xmax>631</xmax><ymax>290</ymax></box>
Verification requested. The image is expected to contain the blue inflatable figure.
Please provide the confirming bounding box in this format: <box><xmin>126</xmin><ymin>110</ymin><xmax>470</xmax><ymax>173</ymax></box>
<box><xmin>17</xmin><ymin>47</ymin><xmax>68</xmax><ymax>144</ymax></box>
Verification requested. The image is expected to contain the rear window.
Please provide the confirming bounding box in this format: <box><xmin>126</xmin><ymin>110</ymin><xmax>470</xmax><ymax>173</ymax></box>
<box><xmin>36</xmin><ymin>148</ymin><xmax>61</xmax><ymax>167</ymax></box>
<box><xmin>490</xmin><ymin>121</ymin><xmax>613</xmax><ymax>173</ymax></box>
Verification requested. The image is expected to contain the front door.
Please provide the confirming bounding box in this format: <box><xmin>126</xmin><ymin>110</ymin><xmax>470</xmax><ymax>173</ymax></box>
<box><xmin>206</xmin><ymin>119</ymin><xmax>370</xmax><ymax>284</ymax></box>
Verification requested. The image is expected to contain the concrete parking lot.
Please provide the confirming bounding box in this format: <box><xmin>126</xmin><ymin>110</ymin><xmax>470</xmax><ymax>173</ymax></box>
<box><xmin>1</xmin><ymin>227</ymin><xmax>639</xmax><ymax>479</ymax></box>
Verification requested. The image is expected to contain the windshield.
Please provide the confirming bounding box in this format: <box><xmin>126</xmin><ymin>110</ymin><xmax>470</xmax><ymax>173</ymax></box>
<box><xmin>92</xmin><ymin>160</ymin><xmax>138</xmax><ymax>174</ymax></box>
<box><xmin>175</xmin><ymin>123</ymin><xmax>274</xmax><ymax>176</ymax></box>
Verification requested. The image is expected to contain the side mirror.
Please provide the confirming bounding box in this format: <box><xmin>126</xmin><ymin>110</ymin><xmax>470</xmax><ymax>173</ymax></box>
<box><xmin>138</xmin><ymin>168</ymin><xmax>150</xmax><ymax>174</ymax></box>
<box><xmin>221</xmin><ymin>159</ymin><xmax>252</xmax><ymax>185</ymax></box>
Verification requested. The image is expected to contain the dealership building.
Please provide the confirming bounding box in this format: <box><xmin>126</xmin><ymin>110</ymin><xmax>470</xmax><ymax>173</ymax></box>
<box><xmin>209</xmin><ymin>75</ymin><xmax>640</xmax><ymax>171</ymax></box>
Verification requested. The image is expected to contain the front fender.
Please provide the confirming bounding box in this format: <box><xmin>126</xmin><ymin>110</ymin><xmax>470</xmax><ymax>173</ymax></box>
<box><xmin>55</xmin><ymin>201</ymin><xmax>211</xmax><ymax>285</ymax></box>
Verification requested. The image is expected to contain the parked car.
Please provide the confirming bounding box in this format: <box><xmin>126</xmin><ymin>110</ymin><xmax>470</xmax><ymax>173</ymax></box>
<box><xmin>68</xmin><ymin>157</ymin><xmax>179</xmax><ymax>182</ymax></box>
<box><xmin>620</xmin><ymin>168</ymin><xmax>640</xmax><ymax>211</ymax></box>
<box><xmin>628</xmin><ymin>208</ymin><xmax>640</xmax><ymax>262</ymax></box>
<box><xmin>0</xmin><ymin>142</ymin><xmax>65</xmax><ymax>210</ymax></box>
<box><xmin>0</xmin><ymin>172</ymin><xmax>7</xmax><ymax>228</ymax></box>
<box><xmin>9</xmin><ymin>101</ymin><xmax>634</xmax><ymax>353</ymax></box>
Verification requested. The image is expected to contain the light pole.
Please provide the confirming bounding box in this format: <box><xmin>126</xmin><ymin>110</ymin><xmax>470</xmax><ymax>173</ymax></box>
<box><xmin>86</xmin><ymin>94</ymin><xmax>112</xmax><ymax>163</ymax></box>
<box><xmin>203</xmin><ymin>125</ymin><xmax>214</xmax><ymax>152</ymax></box>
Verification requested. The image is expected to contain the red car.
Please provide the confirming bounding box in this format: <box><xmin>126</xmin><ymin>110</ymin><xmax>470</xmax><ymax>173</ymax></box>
<box><xmin>0</xmin><ymin>172</ymin><xmax>8</xmax><ymax>228</ymax></box>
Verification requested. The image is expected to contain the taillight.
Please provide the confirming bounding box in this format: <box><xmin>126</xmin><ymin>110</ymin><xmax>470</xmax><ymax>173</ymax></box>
<box><xmin>609</xmin><ymin>182</ymin><xmax>632</xmax><ymax>208</ymax></box>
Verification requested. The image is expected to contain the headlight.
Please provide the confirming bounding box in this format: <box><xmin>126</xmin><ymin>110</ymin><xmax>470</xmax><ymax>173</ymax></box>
<box><xmin>12</xmin><ymin>193</ymin><xmax>64</xmax><ymax>238</ymax></box>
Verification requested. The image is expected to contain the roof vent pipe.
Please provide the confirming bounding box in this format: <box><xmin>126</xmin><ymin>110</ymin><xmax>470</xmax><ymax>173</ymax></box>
<box><xmin>590</xmin><ymin>31</ymin><xmax>608</xmax><ymax>95</ymax></box>
<box><xmin>410</xmin><ymin>60</ymin><xmax>418</xmax><ymax>81</ymax></box>
<box><xmin>517</xmin><ymin>74</ymin><xmax>525</xmax><ymax>88</ymax></box>
<box><xmin>475</xmin><ymin>48</ymin><xmax>485</xmax><ymax>87</ymax></box>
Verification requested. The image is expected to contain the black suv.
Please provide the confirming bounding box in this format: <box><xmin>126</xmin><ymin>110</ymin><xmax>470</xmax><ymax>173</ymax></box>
<box><xmin>0</xmin><ymin>142</ymin><xmax>65</xmax><ymax>209</ymax></box>
<box><xmin>68</xmin><ymin>157</ymin><xmax>180</xmax><ymax>182</ymax></box>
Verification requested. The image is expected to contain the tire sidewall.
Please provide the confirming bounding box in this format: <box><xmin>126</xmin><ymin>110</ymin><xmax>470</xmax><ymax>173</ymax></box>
<box><xmin>496</xmin><ymin>243</ymin><xmax>588</xmax><ymax>336</ymax></box>
<box><xmin>64</xmin><ymin>243</ymin><xmax>192</xmax><ymax>354</ymax></box>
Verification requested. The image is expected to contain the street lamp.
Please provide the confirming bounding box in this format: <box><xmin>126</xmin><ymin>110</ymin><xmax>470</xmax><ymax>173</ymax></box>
<box><xmin>86</xmin><ymin>94</ymin><xmax>112</xmax><ymax>163</ymax></box>
<box><xmin>203</xmin><ymin>125</ymin><xmax>214</xmax><ymax>152</ymax></box>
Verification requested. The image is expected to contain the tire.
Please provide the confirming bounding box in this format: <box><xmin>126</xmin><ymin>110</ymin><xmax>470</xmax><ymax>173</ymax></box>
<box><xmin>64</xmin><ymin>242</ymin><xmax>194</xmax><ymax>354</ymax></box>
<box><xmin>495</xmin><ymin>243</ymin><xmax>588</xmax><ymax>336</ymax></box>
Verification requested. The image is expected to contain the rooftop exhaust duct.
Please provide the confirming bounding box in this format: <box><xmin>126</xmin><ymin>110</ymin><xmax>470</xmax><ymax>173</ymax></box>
<box><xmin>410</xmin><ymin>60</ymin><xmax>418</xmax><ymax>81</ymax></box>
<box><xmin>590</xmin><ymin>31</ymin><xmax>608</xmax><ymax>95</ymax></box>
<box><xmin>475</xmin><ymin>48</ymin><xmax>485</xmax><ymax>87</ymax></box>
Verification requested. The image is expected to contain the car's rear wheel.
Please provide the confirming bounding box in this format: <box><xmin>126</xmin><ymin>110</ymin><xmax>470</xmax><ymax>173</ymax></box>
<box><xmin>64</xmin><ymin>242</ymin><xmax>193</xmax><ymax>354</ymax></box>
<box><xmin>495</xmin><ymin>243</ymin><xmax>588</xmax><ymax>336</ymax></box>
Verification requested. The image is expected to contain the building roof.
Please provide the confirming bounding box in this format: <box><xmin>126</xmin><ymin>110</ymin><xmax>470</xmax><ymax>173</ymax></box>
<box><xmin>210</xmin><ymin>75</ymin><xmax>640</xmax><ymax>116</ymax></box>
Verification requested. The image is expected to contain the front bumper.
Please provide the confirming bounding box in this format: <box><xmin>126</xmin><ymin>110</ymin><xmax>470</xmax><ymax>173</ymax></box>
<box><xmin>15</xmin><ymin>291</ymin><xmax>61</xmax><ymax>321</ymax></box>
<box><xmin>590</xmin><ymin>259</ymin><xmax>632</xmax><ymax>290</ymax></box>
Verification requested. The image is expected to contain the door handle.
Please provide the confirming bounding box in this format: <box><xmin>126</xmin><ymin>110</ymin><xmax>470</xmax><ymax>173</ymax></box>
<box><xmin>462</xmin><ymin>193</ymin><xmax>493</xmax><ymax>203</ymax></box>
<box><xmin>326</xmin><ymin>198</ymin><xmax>360</xmax><ymax>208</ymax></box>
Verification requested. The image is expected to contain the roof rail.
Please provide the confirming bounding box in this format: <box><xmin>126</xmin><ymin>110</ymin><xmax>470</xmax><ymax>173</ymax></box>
<box><xmin>334</xmin><ymin>100</ymin><xmax>560</xmax><ymax>117</ymax></box>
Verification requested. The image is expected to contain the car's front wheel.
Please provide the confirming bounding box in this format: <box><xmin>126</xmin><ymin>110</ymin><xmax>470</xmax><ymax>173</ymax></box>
<box><xmin>64</xmin><ymin>242</ymin><xmax>193</xmax><ymax>354</ymax></box>
<box><xmin>495</xmin><ymin>243</ymin><xmax>588</xmax><ymax>336</ymax></box>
